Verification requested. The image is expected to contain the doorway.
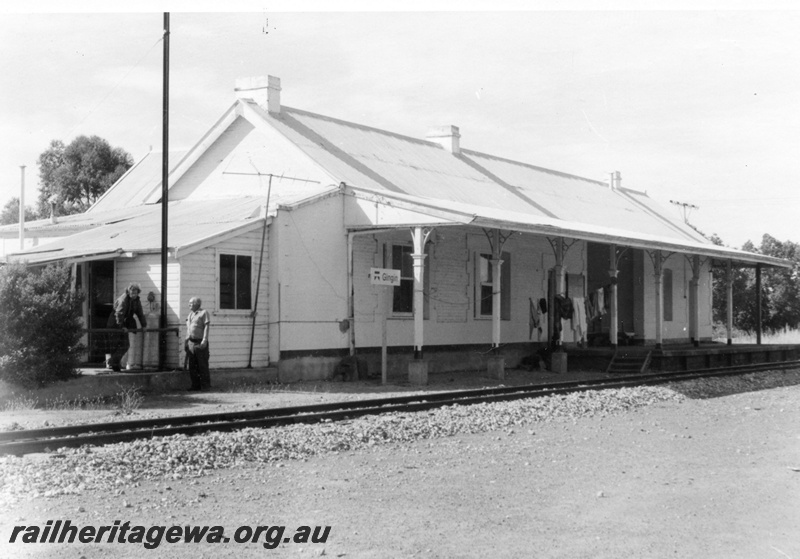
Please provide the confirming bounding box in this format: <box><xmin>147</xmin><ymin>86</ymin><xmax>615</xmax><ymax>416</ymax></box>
<box><xmin>586</xmin><ymin>243</ymin><xmax>636</xmax><ymax>344</ymax></box>
<box><xmin>87</xmin><ymin>260</ymin><xmax>115</xmax><ymax>362</ymax></box>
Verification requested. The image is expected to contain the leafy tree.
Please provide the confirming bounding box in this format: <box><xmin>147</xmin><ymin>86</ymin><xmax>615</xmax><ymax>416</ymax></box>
<box><xmin>712</xmin><ymin>234</ymin><xmax>800</xmax><ymax>334</ymax></box>
<box><xmin>758</xmin><ymin>234</ymin><xmax>800</xmax><ymax>330</ymax></box>
<box><xmin>0</xmin><ymin>197</ymin><xmax>38</xmax><ymax>225</ymax></box>
<box><xmin>36</xmin><ymin>135</ymin><xmax>133</xmax><ymax>216</ymax></box>
<box><xmin>0</xmin><ymin>263</ymin><xmax>85</xmax><ymax>388</ymax></box>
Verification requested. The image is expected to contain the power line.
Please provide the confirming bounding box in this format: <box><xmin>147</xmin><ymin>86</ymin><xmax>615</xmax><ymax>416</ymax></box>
<box><xmin>64</xmin><ymin>35</ymin><xmax>163</xmax><ymax>140</ymax></box>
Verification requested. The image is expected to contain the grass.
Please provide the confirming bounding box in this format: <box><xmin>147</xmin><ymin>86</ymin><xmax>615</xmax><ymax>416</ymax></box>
<box><xmin>714</xmin><ymin>325</ymin><xmax>800</xmax><ymax>345</ymax></box>
<box><xmin>1</xmin><ymin>385</ymin><xmax>144</xmax><ymax>414</ymax></box>
<box><xmin>223</xmin><ymin>381</ymin><xmax>327</xmax><ymax>394</ymax></box>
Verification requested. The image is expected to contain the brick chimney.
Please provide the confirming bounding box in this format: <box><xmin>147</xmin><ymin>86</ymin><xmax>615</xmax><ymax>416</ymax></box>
<box><xmin>235</xmin><ymin>75</ymin><xmax>281</xmax><ymax>113</ymax></box>
<box><xmin>426</xmin><ymin>125</ymin><xmax>461</xmax><ymax>155</ymax></box>
<box><xmin>608</xmin><ymin>170</ymin><xmax>621</xmax><ymax>190</ymax></box>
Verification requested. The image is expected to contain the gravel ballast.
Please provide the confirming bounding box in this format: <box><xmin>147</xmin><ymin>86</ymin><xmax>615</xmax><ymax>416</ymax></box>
<box><xmin>2</xmin><ymin>370</ymin><xmax>798</xmax><ymax>507</ymax></box>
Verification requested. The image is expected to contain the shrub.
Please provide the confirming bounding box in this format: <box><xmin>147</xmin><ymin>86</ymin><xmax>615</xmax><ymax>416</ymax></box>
<box><xmin>0</xmin><ymin>262</ymin><xmax>85</xmax><ymax>388</ymax></box>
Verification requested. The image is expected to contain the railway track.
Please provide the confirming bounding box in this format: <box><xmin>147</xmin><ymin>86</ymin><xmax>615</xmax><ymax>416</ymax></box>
<box><xmin>2</xmin><ymin>360</ymin><xmax>798</xmax><ymax>456</ymax></box>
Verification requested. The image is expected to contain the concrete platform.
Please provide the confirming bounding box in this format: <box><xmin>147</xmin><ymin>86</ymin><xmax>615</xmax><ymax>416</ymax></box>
<box><xmin>2</xmin><ymin>343</ymin><xmax>797</xmax><ymax>408</ymax></box>
<box><xmin>0</xmin><ymin>367</ymin><xmax>278</xmax><ymax>407</ymax></box>
<box><xmin>565</xmin><ymin>342</ymin><xmax>800</xmax><ymax>373</ymax></box>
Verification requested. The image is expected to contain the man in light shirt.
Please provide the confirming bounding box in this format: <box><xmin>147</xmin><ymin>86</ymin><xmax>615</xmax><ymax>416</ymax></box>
<box><xmin>185</xmin><ymin>297</ymin><xmax>211</xmax><ymax>391</ymax></box>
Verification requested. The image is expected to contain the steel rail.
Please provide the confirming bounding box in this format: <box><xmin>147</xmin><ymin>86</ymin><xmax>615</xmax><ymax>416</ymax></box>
<box><xmin>2</xmin><ymin>360</ymin><xmax>798</xmax><ymax>456</ymax></box>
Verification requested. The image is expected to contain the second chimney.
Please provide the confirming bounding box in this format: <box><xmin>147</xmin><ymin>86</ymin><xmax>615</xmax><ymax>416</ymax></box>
<box><xmin>608</xmin><ymin>170</ymin><xmax>621</xmax><ymax>190</ymax></box>
<box><xmin>235</xmin><ymin>75</ymin><xmax>281</xmax><ymax>113</ymax></box>
<box><xmin>427</xmin><ymin>125</ymin><xmax>461</xmax><ymax>155</ymax></box>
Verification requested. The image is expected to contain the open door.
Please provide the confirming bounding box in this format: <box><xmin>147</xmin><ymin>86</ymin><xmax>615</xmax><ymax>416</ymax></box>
<box><xmin>87</xmin><ymin>260</ymin><xmax>115</xmax><ymax>363</ymax></box>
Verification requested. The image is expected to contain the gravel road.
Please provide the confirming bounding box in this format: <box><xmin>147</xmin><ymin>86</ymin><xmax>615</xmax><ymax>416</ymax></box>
<box><xmin>1</xmin><ymin>370</ymin><xmax>799</xmax><ymax>558</ymax></box>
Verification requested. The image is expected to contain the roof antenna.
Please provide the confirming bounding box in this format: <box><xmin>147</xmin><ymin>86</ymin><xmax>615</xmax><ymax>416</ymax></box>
<box><xmin>669</xmin><ymin>199</ymin><xmax>699</xmax><ymax>224</ymax></box>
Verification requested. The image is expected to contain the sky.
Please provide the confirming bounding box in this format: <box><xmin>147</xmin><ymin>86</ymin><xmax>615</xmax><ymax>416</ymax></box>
<box><xmin>1</xmin><ymin>2</ymin><xmax>798</xmax><ymax>249</ymax></box>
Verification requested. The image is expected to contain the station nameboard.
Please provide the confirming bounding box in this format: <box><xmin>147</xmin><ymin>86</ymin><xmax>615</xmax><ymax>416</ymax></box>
<box><xmin>369</xmin><ymin>267</ymin><xmax>401</xmax><ymax>286</ymax></box>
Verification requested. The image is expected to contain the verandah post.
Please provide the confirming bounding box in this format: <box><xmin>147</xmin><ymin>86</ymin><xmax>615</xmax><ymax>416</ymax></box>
<box><xmin>689</xmin><ymin>255</ymin><xmax>701</xmax><ymax>347</ymax></box>
<box><xmin>726</xmin><ymin>260</ymin><xmax>733</xmax><ymax>345</ymax></box>
<box><xmin>653</xmin><ymin>251</ymin><xmax>664</xmax><ymax>350</ymax></box>
<box><xmin>608</xmin><ymin>244</ymin><xmax>618</xmax><ymax>348</ymax></box>
<box><xmin>408</xmin><ymin>226</ymin><xmax>430</xmax><ymax>385</ymax></box>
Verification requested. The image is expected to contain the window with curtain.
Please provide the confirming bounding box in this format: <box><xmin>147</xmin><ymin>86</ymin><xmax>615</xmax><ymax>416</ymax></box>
<box><xmin>476</xmin><ymin>252</ymin><xmax>511</xmax><ymax>319</ymax></box>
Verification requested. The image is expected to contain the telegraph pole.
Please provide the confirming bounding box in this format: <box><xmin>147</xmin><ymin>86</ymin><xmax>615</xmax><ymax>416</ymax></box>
<box><xmin>159</xmin><ymin>13</ymin><xmax>170</xmax><ymax>370</ymax></box>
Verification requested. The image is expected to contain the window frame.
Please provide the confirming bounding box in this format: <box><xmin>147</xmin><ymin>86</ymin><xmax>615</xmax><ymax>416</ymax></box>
<box><xmin>384</xmin><ymin>242</ymin><xmax>430</xmax><ymax>318</ymax></box>
<box><xmin>474</xmin><ymin>251</ymin><xmax>511</xmax><ymax>320</ymax></box>
<box><xmin>216</xmin><ymin>250</ymin><xmax>254</xmax><ymax>314</ymax></box>
<box><xmin>663</xmin><ymin>267</ymin><xmax>673</xmax><ymax>322</ymax></box>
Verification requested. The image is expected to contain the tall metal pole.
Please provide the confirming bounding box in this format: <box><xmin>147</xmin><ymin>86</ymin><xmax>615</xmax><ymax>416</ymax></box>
<box><xmin>159</xmin><ymin>13</ymin><xmax>170</xmax><ymax>370</ymax></box>
<box><xmin>248</xmin><ymin>174</ymin><xmax>273</xmax><ymax>368</ymax></box>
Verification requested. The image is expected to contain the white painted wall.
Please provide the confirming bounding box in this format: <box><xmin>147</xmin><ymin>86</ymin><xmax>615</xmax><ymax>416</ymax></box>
<box><xmin>116</xmin><ymin>254</ymin><xmax>182</xmax><ymax>367</ymax></box>
<box><xmin>106</xmin><ymin>222</ymin><xmax>716</xmax><ymax>370</ymax></box>
<box><xmin>271</xmin><ymin>195</ymin><xmax>352</xmax><ymax>353</ymax></box>
<box><xmin>178</xmin><ymin>227</ymin><xmax>270</xmax><ymax>369</ymax></box>
<box><xmin>168</xmin><ymin>116</ymin><xmax>334</xmax><ymax>202</ymax></box>
<box><xmin>101</xmin><ymin>227</ymin><xmax>271</xmax><ymax>370</ymax></box>
<box><xmin>351</xmin><ymin>227</ymin><xmax>587</xmax><ymax>350</ymax></box>
<box><xmin>637</xmin><ymin>252</ymin><xmax>714</xmax><ymax>343</ymax></box>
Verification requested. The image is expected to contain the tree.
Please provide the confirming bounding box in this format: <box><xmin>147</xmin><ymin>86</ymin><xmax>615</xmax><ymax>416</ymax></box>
<box><xmin>758</xmin><ymin>234</ymin><xmax>800</xmax><ymax>330</ymax></box>
<box><xmin>712</xmin><ymin>234</ymin><xmax>800</xmax><ymax>334</ymax></box>
<box><xmin>0</xmin><ymin>263</ymin><xmax>85</xmax><ymax>388</ymax></box>
<box><xmin>0</xmin><ymin>197</ymin><xmax>38</xmax><ymax>225</ymax></box>
<box><xmin>36</xmin><ymin>135</ymin><xmax>133</xmax><ymax>216</ymax></box>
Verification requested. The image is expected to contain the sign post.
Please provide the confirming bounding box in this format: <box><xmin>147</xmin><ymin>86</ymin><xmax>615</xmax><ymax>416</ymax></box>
<box><xmin>370</xmin><ymin>268</ymin><xmax>401</xmax><ymax>385</ymax></box>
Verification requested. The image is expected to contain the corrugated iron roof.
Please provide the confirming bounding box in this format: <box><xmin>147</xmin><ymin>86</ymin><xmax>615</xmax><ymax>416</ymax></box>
<box><xmin>268</xmin><ymin>107</ymin><xmax>550</xmax><ymax>216</ymax></box>
<box><xmin>4</xmin><ymin>198</ymin><xmax>268</xmax><ymax>265</ymax></box>
<box><xmin>88</xmin><ymin>150</ymin><xmax>188</xmax><ymax>213</ymax></box>
<box><xmin>17</xmin><ymin>94</ymin><xmax>785</xmax><ymax>269</ymax></box>
<box><xmin>259</xmin><ymin>103</ymin><xmax>785</xmax><ymax>266</ymax></box>
<box><xmin>0</xmin><ymin>205</ymin><xmax>154</xmax><ymax>238</ymax></box>
<box><xmin>262</xmin><ymin>106</ymin><xmax>713</xmax><ymax>245</ymax></box>
<box><xmin>465</xmin><ymin>150</ymin><xmax>708</xmax><ymax>244</ymax></box>
<box><xmin>344</xmin><ymin>186</ymin><xmax>788</xmax><ymax>268</ymax></box>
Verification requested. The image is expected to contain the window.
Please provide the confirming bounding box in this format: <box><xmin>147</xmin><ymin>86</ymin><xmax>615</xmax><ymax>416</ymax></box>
<box><xmin>220</xmin><ymin>254</ymin><xmax>252</xmax><ymax>310</ymax></box>
<box><xmin>476</xmin><ymin>252</ymin><xmax>511</xmax><ymax>319</ymax></box>
<box><xmin>387</xmin><ymin>244</ymin><xmax>430</xmax><ymax>316</ymax></box>
<box><xmin>663</xmin><ymin>268</ymin><xmax>673</xmax><ymax>322</ymax></box>
<box><xmin>391</xmin><ymin>245</ymin><xmax>413</xmax><ymax>313</ymax></box>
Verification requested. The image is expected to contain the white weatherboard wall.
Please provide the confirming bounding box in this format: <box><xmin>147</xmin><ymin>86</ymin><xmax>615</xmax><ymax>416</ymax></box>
<box><xmin>352</xmin><ymin>227</ymin><xmax>587</xmax><ymax>350</ymax></box>
<box><xmin>272</xmin><ymin>195</ymin><xmax>351</xmax><ymax>354</ymax></box>
<box><xmin>638</xmin><ymin>253</ymin><xmax>713</xmax><ymax>343</ymax></box>
<box><xmin>116</xmin><ymin>255</ymin><xmax>182</xmax><ymax>367</ymax></box>
<box><xmin>178</xmin><ymin>227</ymin><xmax>270</xmax><ymax>368</ymax></box>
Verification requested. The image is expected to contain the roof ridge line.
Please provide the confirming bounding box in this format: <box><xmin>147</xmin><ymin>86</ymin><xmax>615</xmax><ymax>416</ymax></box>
<box><xmin>458</xmin><ymin>148</ymin><xmax>608</xmax><ymax>186</ymax></box>
<box><xmin>282</xmin><ymin>105</ymin><xmax>438</xmax><ymax>147</ymax></box>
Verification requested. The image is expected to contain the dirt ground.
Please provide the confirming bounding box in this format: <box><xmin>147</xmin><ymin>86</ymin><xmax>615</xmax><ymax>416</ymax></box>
<box><xmin>0</xmin><ymin>368</ymin><xmax>613</xmax><ymax>430</ymax></box>
<box><xmin>2</xmin><ymin>377</ymin><xmax>799</xmax><ymax>558</ymax></box>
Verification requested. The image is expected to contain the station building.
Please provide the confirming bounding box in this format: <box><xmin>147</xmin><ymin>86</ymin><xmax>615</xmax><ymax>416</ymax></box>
<box><xmin>1</xmin><ymin>76</ymin><xmax>791</xmax><ymax>383</ymax></box>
